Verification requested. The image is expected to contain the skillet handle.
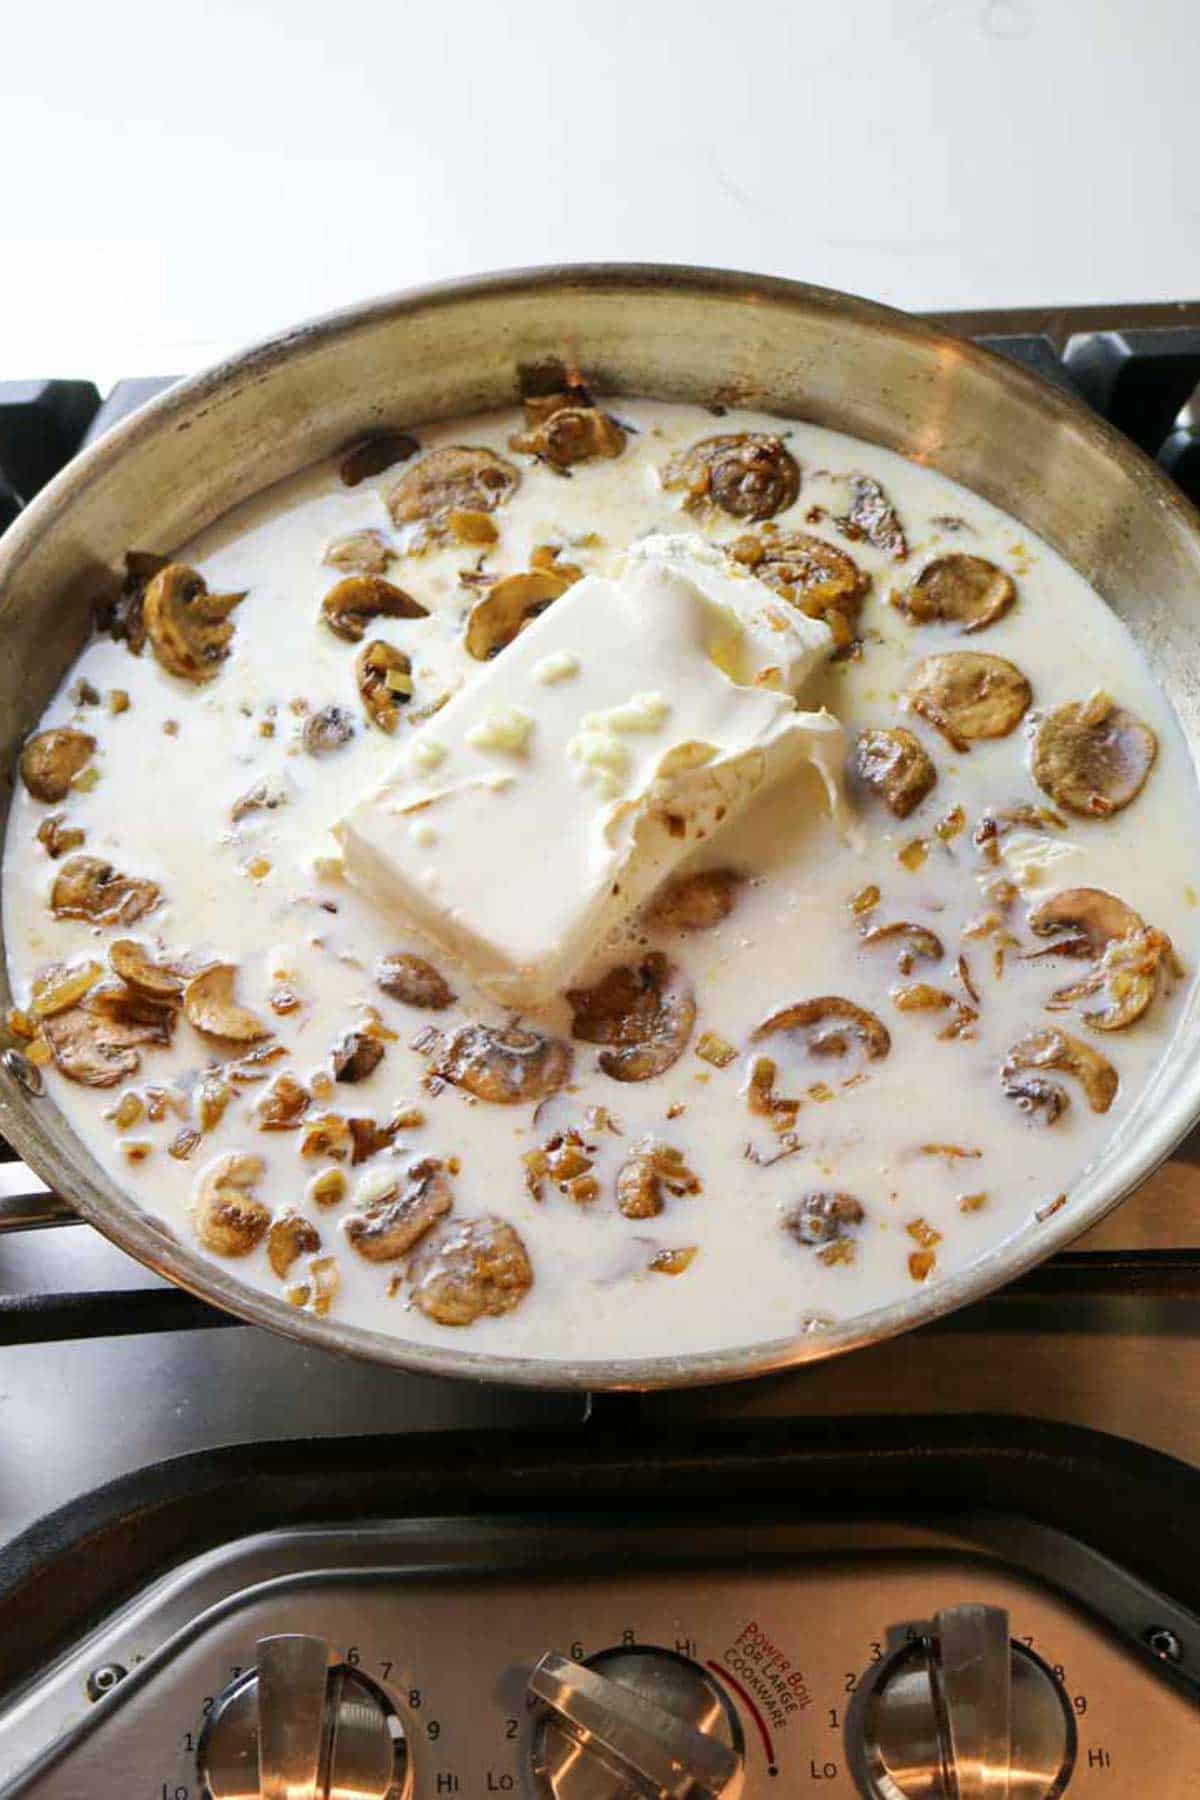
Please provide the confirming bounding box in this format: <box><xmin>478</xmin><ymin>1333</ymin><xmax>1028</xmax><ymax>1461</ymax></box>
<box><xmin>0</xmin><ymin>1163</ymin><xmax>80</xmax><ymax>1231</ymax></box>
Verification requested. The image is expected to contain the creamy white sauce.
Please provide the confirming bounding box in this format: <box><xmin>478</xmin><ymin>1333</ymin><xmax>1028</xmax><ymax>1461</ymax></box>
<box><xmin>3</xmin><ymin>399</ymin><xmax>1197</xmax><ymax>1364</ymax></box>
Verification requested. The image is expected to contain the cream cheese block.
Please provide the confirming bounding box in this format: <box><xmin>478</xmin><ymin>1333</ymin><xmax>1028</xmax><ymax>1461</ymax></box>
<box><xmin>333</xmin><ymin>546</ymin><xmax>842</xmax><ymax>1007</ymax></box>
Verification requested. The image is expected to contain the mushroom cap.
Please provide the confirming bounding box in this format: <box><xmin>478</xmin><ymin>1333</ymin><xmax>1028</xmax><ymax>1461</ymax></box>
<box><xmin>728</xmin><ymin>531</ymin><xmax>868</xmax><ymax>644</ymax></box>
<box><xmin>510</xmin><ymin>400</ymin><xmax>625</xmax><ymax>468</ymax></box>
<box><xmin>344</xmin><ymin>1158</ymin><xmax>454</xmax><ymax>1262</ymax></box>
<box><xmin>407</xmin><ymin>1214</ymin><xmax>533</xmax><ymax>1325</ymax></box>
<box><xmin>429</xmin><ymin>1022</ymin><xmax>572</xmax><ymax>1104</ymax></box>
<box><xmin>905</xmin><ymin>652</ymin><xmax>1032</xmax><ymax>749</ymax></box>
<box><xmin>567</xmin><ymin>954</ymin><xmax>696</xmax><ymax>1083</ymax></box>
<box><xmin>663</xmin><ymin>434</ymin><xmax>800</xmax><ymax>522</ymax></box>
<box><xmin>20</xmin><ymin>728</ymin><xmax>96</xmax><ymax>802</ymax></box>
<box><xmin>853</xmin><ymin>727</ymin><xmax>937</xmax><ymax>818</ymax></box>
<box><xmin>321</xmin><ymin>575</ymin><xmax>427</xmax><ymax>643</ymax></box>
<box><xmin>109</xmin><ymin>938</ymin><xmax>186</xmax><ymax>1001</ymax></box>
<box><xmin>51</xmin><ymin>856</ymin><xmax>160</xmax><ymax>926</ymax></box>
<box><xmin>267</xmin><ymin>1212</ymin><xmax>321</xmax><ymax>1278</ymax></box>
<box><xmin>464</xmin><ymin>569</ymin><xmax>572</xmax><ymax>661</ymax></box>
<box><xmin>183</xmin><ymin>964</ymin><xmax>271</xmax><ymax>1043</ymax></box>
<box><xmin>1028</xmin><ymin>887</ymin><xmax>1144</xmax><ymax>955</ymax></box>
<box><xmin>386</xmin><ymin>445</ymin><xmax>519</xmax><ymax>528</ymax></box>
<box><xmin>1003</xmin><ymin>1027</ymin><xmax>1117</xmax><ymax>1112</ymax></box>
<box><xmin>1031</xmin><ymin>696</ymin><xmax>1157</xmax><ymax>817</ymax></box>
<box><xmin>894</xmin><ymin>554</ymin><xmax>1015</xmax><ymax>633</ymax></box>
<box><xmin>143</xmin><ymin>563</ymin><xmax>245</xmax><ymax>683</ymax></box>
<box><xmin>193</xmin><ymin>1152</ymin><xmax>270</xmax><ymax>1256</ymax></box>
<box><xmin>753</xmin><ymin>995</ymin><xmax>891</xmax><ymax>1061</ymax></box>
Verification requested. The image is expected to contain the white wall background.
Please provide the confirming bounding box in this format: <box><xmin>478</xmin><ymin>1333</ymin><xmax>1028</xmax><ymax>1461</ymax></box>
<box><xmin>1</xmin><ymin>0</ymin><xmax>1196</xmax><ymax>384</ymax></box>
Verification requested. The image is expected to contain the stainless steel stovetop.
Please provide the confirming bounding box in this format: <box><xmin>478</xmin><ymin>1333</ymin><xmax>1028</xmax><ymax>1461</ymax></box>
<box><xmin>2</xmin><ymin>303</ymin><xmax>1200</xmax><ymax>1797</ymax></box>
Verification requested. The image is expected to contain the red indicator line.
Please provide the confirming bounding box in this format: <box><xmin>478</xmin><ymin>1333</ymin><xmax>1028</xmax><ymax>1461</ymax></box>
<box><xmin>706</xmin><ymin>1659</ymin><xmax>778</xmax><ymax>1776</ymax></box>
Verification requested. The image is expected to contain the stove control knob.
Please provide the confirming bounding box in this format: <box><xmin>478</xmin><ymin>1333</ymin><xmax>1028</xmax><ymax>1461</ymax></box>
<box><xmin>528</xmin><ymin>1645</ymin><xmax>744</xmax><ymax>1798</ymax></box>
<box><xmin>853</xmin><ymin>1604</ymin><xmax>1076</xmax><ymax>1798</ymax></box>
<box><xmin>196</xmin><ymin>1633</ymin><xmax>409</xmax><ymax>1800</ymax></box>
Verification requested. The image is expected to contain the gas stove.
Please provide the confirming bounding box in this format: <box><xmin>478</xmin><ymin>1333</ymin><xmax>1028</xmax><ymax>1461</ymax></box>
<box><xmin>1</xmin><ymin>303</ymin><xmax>1200</xmax><ymax>1797</ymax></box>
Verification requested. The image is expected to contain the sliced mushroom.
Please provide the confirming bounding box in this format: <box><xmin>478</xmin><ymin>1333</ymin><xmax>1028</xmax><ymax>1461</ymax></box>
<box><xmin>255</xmin><ymin>1073</ymin><xmax>311</xmax><ymax>1129</ymax></box>
<box><xmin>267</xmin><ymin>1212</ymin><xmax>321</xmax><ymax>1278</ymax></box>
<box><xmin>1003</xmin><ymin>1027</ymin><xmax>1117</xmax><ymax>1113</ymax></box>
<box><xmin>51</xmin><ymin>856</ymin><xmax>160</xmax><ymax>926</ymax></box>
<box><xmin>663</xmin><ymin>434</ymin><xmax>800</xmax><ymax>522</ymax></box>
<box><xmin>783</xmin><ymin>1191</ymin><xmax>865</xmax><ymax>1248</ymax></box>
<box><xmin>339</xmin><ymin>430</ymin><xmax>419</xmax><ymax>487</ymax></box>
<box><xmin>193</xmin><ymin>1152</ymin><xmax>269</xmax><ymax>1256</ymax></box>
<box><xmin>376</xmin><ymin>952</ymin><xmax>455</xmax><ymax>1010</ymax></box>
<box><xmin>752</xmin><ymin>997</ymin><xmax>891</xmax><ymax>1062</ymax></box>
<box><xmin>407</xmin><ymin>1214</ymin><xmax>533</xmax><ymax>1325</ymax></box>
<box><xmin>357</xmin><ymin>640</ymin><xmax>413</xmax><ymax>732</ymax></box>
<box><xmin>332</xmin><ymin>1030</ymin><xmax>385</xmax><ymax>1083</ymax></box>
<box><xmin>509</xmin><ymin>395</ymin><xmax>625</xmax><ymax>467</ymax></box>
<box><xmin>645</xmin><ymin>868</ymin><xmax>741</xmax><ymax>932</ymax></box>
<box><xmin>94</xmin><ymin>549</ymin><xmax>169</xmax><ymax>654</ymax></box>
<box><xmin>41</xmin><ymin>1005</ymin><xmax>146</xmax><ymax>1087</ymax></box>
<box><xmin>567</xmin><ymin>954</ymin><xmax>696</xmax><ymax>1083</ymax></box>
<box><xmin>904</xmin><ymin>652</ymin><xmax>1032</xmax><ymax>750</ymax></box>
<box><xmin>183</xmin><ymin>965</ymin><xmax>271</xmax><ymax>1043</ymax></box>
<box><xmin>36</xmin><ymin>812</ymin><xmax>86</xmax><ymax>858</ymax></box>
<box><xmin>891</xmin><ymin>982</ymin><xmax>977</xmax><ymax>1040</ymax></box>
<box><xmin>860</xmin><ymin>921</ymin><xmax>944</xmax><ymax>968</ymax></box>
<box><xmin>344</xmin><ymin>1157</ymin><xmax>454</xmax><ymax>1261</ymax></box>
<box><xmin>20</xmin><ymin>728</ymin><xmax>96</xmax><ymax>802</ymax></box>
<box><xmin>428</xmin><ymin>1022</ymin><xmax>572</xmax><ymax>1104</ymax></box>
<box><xmin>1031</xmin><ymin>695</ymin><xmax>1157</xmax><ymax>818</ymax></box>
<box><xmin>320</xmin><ymin>574</ymin><xmax>427</xmax><ymax>643</ymax></box>
<box><xmin>465</xmin><ymin>570</ymin><xmax>573</xmax><ymax>660</ymax></box>
<box><xmin>853</xmin><ymin>727</ymin><xmax>937</xmax><ymax>818</ymax></box>
<box><xmin>1048</xmin><ymin>926</ymin><xmax>1181</xmax><ymax>1032</ymax></box>
<box><xmin>833</xmin><ymin>473</ymin><xmax>908</xmax><ymax>559</ymax></box>
<box><xmin>323</xmin><ymin>528</ymin><xmax>396</xmax><ymax>575</ymax></box>
<box><xmin>893</xmin><ymin>554</ymin><xmax>1015</xmax><ymax>633</ymax></box>
<box><xmin>109</xmin><ymin>939</ymin><xmax>185</xmax><ymax>1001</ymax></box>
<box><xmin>143</xmin><ymin>563</ymin><xmax>246</xmax><ymax>683</ymax></box>
<box><xmin>84</xmin><ymin>982</ymin><xmax>175</xmax><ymax>1045</ymax></box>
<box><xmin>728</xmin><ymin>532</ymin><xmax>869</xmax><ymax>647</ymax></box>
<box><xmin>1028</xmin><ymin>887</ymin><xmax>1144</xmax><ymax>959</ymax></box>
<box><xmin>302</xmin><ymin>705</ymin><xmax>356</xmax><ymax>756</ymax></box>
<box><xmin>616</xmin><ymin>1139</ymin><xmax>701</xmax><ymax>1220</ymax></box>
<box><xmin>386</xmin><ymin>446</ymin><xmax>520</xmax><ymax>532</ymax></box>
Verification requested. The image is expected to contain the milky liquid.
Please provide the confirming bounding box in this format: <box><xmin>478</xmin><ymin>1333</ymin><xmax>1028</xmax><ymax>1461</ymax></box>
<box><xmin>4</xmin><ymin>400</ymin><xmax>1197</xmax><ymax>1364</ymax></box>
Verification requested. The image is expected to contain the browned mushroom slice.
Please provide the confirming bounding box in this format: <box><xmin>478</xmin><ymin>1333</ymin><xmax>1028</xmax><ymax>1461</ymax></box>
<box><xmin>905</xmin><ymin>653</ymin><xmax>1032</xmax><ymax>750</ymax></box>
<box><xmin>36</xmin><ymin>813</ymin><xmax>86</xmax><ymax>858</ymax></box>
<box><xmin>323</xmin><ymin>528</ymin><xmax>396</xmax><ymax>575</ymax></box>
<box><xmin>20</xmin><ymin>728</ymin><xmax>96</xmax><ymax>802</ymax></box>
<box><xmin>302</xmin><ymin>705</ymin><xmax>356</xmax><ymax>756</ymax></box>
<box><xmin>645</xmin><ymin>868</ymin><xmax>741</xmax><ymax>932</ymax></box>
<box><xmin>833</xmin><ymin>473</ymin><xmax>908</xmax><ymax>559</ymax></box>
<box><xmin>1028</xmin><ymin>887</ymin><xmax>1144</xmax><ymax>960</ymax></box>
<box><xmin>41</xmin><ymin>1005</ymin><xmax>145</xmax><ymax>1086</ymax></box>
<box><xmin>256</xmin><ymin>1073</ymin><xmax>311</xmax><ymax>1129</ymax></box>
<box><xmin>344</xmin><ymin>1157</ymin><xmax>454</xmax><ymax>1262</ymax></box>
<box><xmin>332</xmin><ymin>1030</ymin><xmax>385</xmax><ymax>1083</ymax></box>
<box><xmin>728</xmin><ymin>532</ymin><xmax>869</xmax><ymax>647</ymax></box>
<box><xmin>854</xmin><ymin>727</ymin><xmax>937</xmax><ymax>818</ymax></box>
<box><xmin>429</xmin><ymin>1023</ymin><xmax>572</xmax><ymax>1104</ymax></box>
<box><xmin>51</xmin><ymin>855</ymin><xmax>160</xmax><ymax>926</ymax></box>
<box><xmin>193</xmin><ymin>1152</ymin><xmax>269</xmax><ymax>1256</ymax></box>
<box><xmin>1048</xmin><ymin>926</ymin><xmax>1181</xmax><ymax>1031</ymax></box>
<box><xmin>567</xmin><ymin>954</ymin><xmax>696</xmax><ymax>1083</ymax></box>
<box><xmin>783</xmin><ymin>1192</ymin><xmax>865</xmax><ymax>1248</ymax></box>
<box><xmin>752</xmin><ymin>997</ymin><xmax>891</xmax><ymax>1062</ymax></box>
<box><xmin>267</xmin><ymin>1212</ymin><xmax>321</xmax><ymax>1277</ymax></box>
<box><xmin>663</xmin><ymin>434</ymin><xmax>800</xmax><ymax>522</ymax></box>
<box><xmin>616</xmin><ymin>1140</ymin><xmax>701</xmax><ymax>1220</ymax></box>
<box><xmin>356</xmin><ymin>641</ymin><xmax>413</xmax><ymax>733</ymax></box>
<box><xmin>109</xmin><ymin>938</ymin><xmax>185</xmax><ymax>1001</ymax></box>
<box><xmin>860</xmin><ymin>922</ymin><xmax>944</xmax><ymax>969</ymax></box>
<box><xmin>464</xmin><ymin>570</ymin><xmax>573</xmax><ymax>660</ymax></box>
<box><xmin>1001</xmin><ymin>1069</ymin><xmax>1069</xmax><ymax>1124</ymax></box>
<box><xmin>320</xmin><ymin>574</ymin><xmax>428</xmax><ymax>643</ymax></box>
<box><xmin>339</xmin><ymin>430</ymin><xmax>419</xmax><ymax>487</ymax></box>
<box><xmin>183</xmin><ymin>965</ymin><xmax>271</xmax><ymax>1043</ymax></box>
<box><xmin>386</xmin><ymin>446</ymin><xmax>520</xmax><ymax>531</ymax></box>
<box><xmin>83</xmin><ymin>982</ymin><xmax>175</xmax><ymax>1046</ymax></box>
<box><xmin>376</xmin><ymin>952</ymin><xmax>455</xmax><ymax>1010</ymax></box>
<box><xmin>1031</xmin><ymin>694</ymin><xmax>1157</xmax><ymax>817</ymax></box>
<box><xmin>407</xmin><ymin>1214</ymin><xmax>533</xmax><ymax>1325</ymax></box>
<box><xmin>893</xmin><ymin>554</ymin><xmax>1015</xmax><ymax>633</ymax></box>
<box><xmin>1004</xmin><ymin>1027</ymin><xmax>1117</xmax><ymax>1113</ymax></box>
<box><xmin>891</xmin><ymin>983</ymin><xmax>977</xmax><ymax>1040</ymax></box>
<box><xmin>509</xmin><ymin>395</ymin><xmax>625</xmax><ymax>467</ymax></box>
<box><xmin>143</xmin><ymin>563</ymin><xmax>246</xmax><ymax>682</ymax></box>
